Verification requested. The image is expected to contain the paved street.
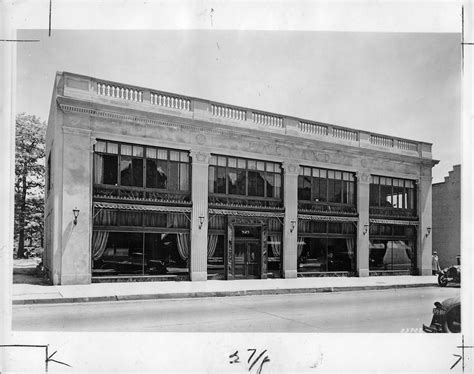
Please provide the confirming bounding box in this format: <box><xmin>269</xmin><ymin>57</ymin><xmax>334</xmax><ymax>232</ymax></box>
<box><xmin>13</xmin><ymin>286</ymin><xmax>459</xmax><ymax>332</ymax></box>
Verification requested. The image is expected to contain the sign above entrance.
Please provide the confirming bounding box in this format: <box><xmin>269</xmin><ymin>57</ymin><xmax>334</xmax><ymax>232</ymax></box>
<box><xmin>234</xmin><ymin>226</ymin><xmax>261</xmax><ymax>239</ymax></box>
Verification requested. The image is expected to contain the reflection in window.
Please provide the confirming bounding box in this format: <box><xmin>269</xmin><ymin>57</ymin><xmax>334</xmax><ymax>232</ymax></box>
<box><xmin>297</xmin><ymin>237</ymin><xmax>354</xmax><ymax>273</ymax></box>
<box><xmin>298</xmin><ymin>167</ymin><xmax>355</xmax><ymax>205</ymax></box>
<box><xmin>370</xmin><ymin>175</ymin><xmax>416</xmax><ymax>211</ymax></box>
<box><xmin>93</xmin><ymin>140</ymin><xmax>190</xmax><ymax>192</ymax></box>
<box><xmin>146</xmin><ymin>159</ymin><xmax>168</xmax><ymax>189</ymax></box>
<box><xmin>369</xmin><ymin>240</ymin><xmax>415</xmax><ymax>272</ymax></box>
<box><xmin>120</xmin><ymin>156</ymin><xmax>143</xmax><ymax>187</ymax></box>
<box><xmin>92</xmin><ymin>231</ymin><xmax>190</xmax><ymax>277</ymax></box>
<box><xmin>208</xmin><ymin>155</ymin><xmax>282</xmax><ymax>199</ymax></box>
<box><xmin>207</xmin><ymin>235</ymin><xmax>225</xmax><ymax>279</ymax></box>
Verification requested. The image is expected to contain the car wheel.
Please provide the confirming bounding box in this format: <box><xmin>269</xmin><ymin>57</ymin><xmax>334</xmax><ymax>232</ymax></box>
<box><xmin>443</xmin><ymin>305</ymin><xmax>461</xmax><ymax>333</ymax></box>
<box><xmin>438</xmin><ymin>274</ymin><xmax>448</xmax><ymax>287</ymax></box>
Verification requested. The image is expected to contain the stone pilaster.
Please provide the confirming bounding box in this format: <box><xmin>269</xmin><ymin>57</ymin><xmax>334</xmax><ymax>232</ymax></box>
<box><xmin>189</xmin><ymin>150</ymin><xmax>211</xmax><ymax>281</ymax></box>
<box><xmin>418</xmin><ymin>174</ymin><xmax>433</xmax><ymax>275</ymax></box>
<box><xmin>282</xmin><ymin>162</ymin><xmax>299</xmax><ymax>278</ymax></box>
<box><xmin>60</xmin><ymin>127</ymin><xmax>92</xmax><ymax>284</ymax></box>
<box><xmin>356</xmin><ymin>172</ymin><xmax>370</xmax><ymax>277</ymax></box>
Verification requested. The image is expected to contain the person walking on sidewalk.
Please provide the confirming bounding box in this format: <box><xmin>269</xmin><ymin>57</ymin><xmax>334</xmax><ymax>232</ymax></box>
<box><xmin>432</xmin><ymin>251</ymin><xmax>441</xmax><ymax>275</ymax></box>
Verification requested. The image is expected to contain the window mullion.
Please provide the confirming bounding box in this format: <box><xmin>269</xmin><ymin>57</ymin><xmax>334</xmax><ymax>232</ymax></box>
<box><xmin>117</xmin><ymin>151</ymin><xmax>121</xmax><ymax>187</ymax></box>
<box><xmin>225</xmin><ymin>165</ymin><xmax>229</xmax><ymax>195</ymax></box>
<box><xmin>246</xmin><ymin>170</ymin><xmax>249</xmax><ymax>197</ymax></box>
<box><xmin>143</xmin><ymin>154</ymin><xmax>146</xmax><ymax>190</ymax></box>
<box><xmin>166</xmin><ymin>151</ymin><xmax>170</xmax><ymax>191</ymax></box>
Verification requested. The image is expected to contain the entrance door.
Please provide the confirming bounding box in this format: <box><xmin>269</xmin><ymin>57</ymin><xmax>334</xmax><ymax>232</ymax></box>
<box><xmin>234</xmin><ymin>240</ymin><xmax>261</xmax><ymax>279</ymax></box>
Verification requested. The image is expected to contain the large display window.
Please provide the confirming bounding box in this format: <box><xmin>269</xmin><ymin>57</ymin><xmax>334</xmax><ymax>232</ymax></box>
<box><xmin>93</xmin><ymin>140</ymin><xmax>190</xmax><ymax>199</ymax></box>
<box><xmin>92</xmin><ymin>231</ymin><xmax>190</xmax><ymax>278</ymax></box>
<box><xmin>369</xmin><ymin>176</ymin><xmax>416</xmax><ymax>217</ymax></box>
<box><xmin>297</xmin><ymin>221</ymin><xmax>356</xmax><ymax>275</ymax></box>
<box><xmin>209</xmin><ymin>155</ymin><xmax>282</xmax><ymax>199</ymax></box>
<box><xmin>369</xmin><ymin>224</ymin><xmax>416</xmax><ymax>273</ymax></box>
<box><xmin>298</xmin><ymin>167</ymin><xmax>356</xmax><ymax>205</ymax></box>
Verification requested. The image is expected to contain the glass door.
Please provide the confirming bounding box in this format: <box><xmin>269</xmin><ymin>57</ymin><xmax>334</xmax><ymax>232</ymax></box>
<box><xmin>246</xmin><ymin>241</ymin><xmax>260</xmax><ymax>278</ymax></box>
<box><xmin>233</xmin><ymin>240</ymin><xmax>261</xmax><ymax>279</ymax></box>
<box><xmin>234</xmin><ymin>241</ymin><xmax>246</xmax><ymax>278</ymax></box>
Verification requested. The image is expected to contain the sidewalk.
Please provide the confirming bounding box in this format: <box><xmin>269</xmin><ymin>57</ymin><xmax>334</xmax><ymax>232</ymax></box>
<box><xmin>12</xmin><ymin>275</ymin><xmax>438</xmax><ymax>305</ymax></box>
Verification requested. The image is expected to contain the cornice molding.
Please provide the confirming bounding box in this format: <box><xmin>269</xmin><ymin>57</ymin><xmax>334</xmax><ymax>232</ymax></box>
<box><xmin>58</xmin><ymin>103</ymin><xmax>225</xmax><ymax>137</ymax></box>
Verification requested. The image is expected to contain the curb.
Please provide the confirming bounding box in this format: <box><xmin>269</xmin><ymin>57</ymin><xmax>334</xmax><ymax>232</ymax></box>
<box><xmin>13</xmin><ymin>283</ymin><xmax>437</xmax><ymax>305</ymax></box>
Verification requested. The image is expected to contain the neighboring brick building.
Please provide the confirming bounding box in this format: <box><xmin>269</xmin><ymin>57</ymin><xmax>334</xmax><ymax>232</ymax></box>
<box><xmin>432</xmin><ymin>165</ymin><xmax>461</xmax><ymax>268</ymax></box>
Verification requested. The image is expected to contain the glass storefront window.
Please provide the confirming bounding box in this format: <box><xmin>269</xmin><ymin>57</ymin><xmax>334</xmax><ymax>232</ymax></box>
<box><xmin>92</xmin><ymin>231</ymin><xmax>190</xmax><ymax>277</ymax></box>
<box><xmin>94</xmin><ymin>140</ymin><xmax>190</xmax><ymax>192</ymax></box>
<box><xmin>369</xmin><ymin>175</ymin><xmax>416</xmax><ymax>212</ymax></box>
<box><xmin>208</xmin><ymin>155</ymin><xmax>282</xmax><ymax>200</ymax></box>
<box><xmin>369</xmin><ymin>240</ymin><xmax>415</xmax><ymax>272</ymax></box>
<box><xmin>146</xmin><ymin>159</ymin><xmax>168</xmax><ymax>189</ymax></box>
<box><xmin>207</xmin><ymin>235</ymin><xmax>225</xmax><ymax>279</ymax></box>
<box><xmin>297</xmin><ymin>236</ymin><xmax>355</xmax><ymax>274</ymax></box>
<box><xmin>267</xmin><ymin>235</ymin><xmax>282</xmax><ymax>277</ymax></box>
<box><xmin>369</xmin><ymin>223</ymin><xmax>416</xmax><ymax>272</ymax></box>
<box><xmin>298</xmin><ymin>166</ymin><xmax>355</xmax><ymax>205</ymax></box>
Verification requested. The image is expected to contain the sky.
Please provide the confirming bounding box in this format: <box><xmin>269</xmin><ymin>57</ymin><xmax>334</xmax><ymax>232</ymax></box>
<box><xmin>17</xmin><ymin>29</ymin><xmax>461</xmax><ymax>183</ymax></box>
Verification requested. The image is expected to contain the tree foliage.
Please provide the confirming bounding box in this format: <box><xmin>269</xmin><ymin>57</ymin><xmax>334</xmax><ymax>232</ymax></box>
<box><xmin>14</xmin><ymin>113</ymin><xmax>46</xmax><ymax>258</ymax></box>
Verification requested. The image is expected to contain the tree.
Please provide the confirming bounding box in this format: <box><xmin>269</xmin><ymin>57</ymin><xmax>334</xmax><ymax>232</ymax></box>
<box><xmin>14</xmin><ymin>113</ymin><xmax>46</xmax><ymax>258</ymax></box>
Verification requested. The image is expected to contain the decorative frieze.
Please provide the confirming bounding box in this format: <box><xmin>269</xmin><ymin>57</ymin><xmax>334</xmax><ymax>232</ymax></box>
<box><xmin>369</xmin><ymin>218</ymin><xmax>419</xmax><ymax>226</ymax></box>
<box><xmin>298</xmin><ymin>214</ymin><xmax>358</xmax><ymax>222</ymax></box>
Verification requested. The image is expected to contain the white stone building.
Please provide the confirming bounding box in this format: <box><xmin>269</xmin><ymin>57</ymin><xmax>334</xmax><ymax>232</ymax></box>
<box><xmin>44</xmin><ymin>72</ymin><xmax>437</xmax><ymax>285</ymax></box>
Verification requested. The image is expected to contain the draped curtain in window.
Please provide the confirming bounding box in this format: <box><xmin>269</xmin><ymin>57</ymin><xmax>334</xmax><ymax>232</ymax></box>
<box><xmin>207</xmin><ymin>234</ymin><xmax>219</xmax><ymax>257</ymax></box>
<box><xmin>297</xmin><ymin>237</ymin><xmax>305</xmax><ymax>258</ymax></box>
<box><xmin>176</xmin><ymin>233</ymin><xmax>190</xmax><ymax>261</ymax></box>
<box><xmin>269</xmin><ymin>235</ymin><xmax>281</xmax><ymax>257</ymax></box>
<box><xmin>346</xmin><ymin>238</ymin><xmax>355</xmax><ymax>261</ymax></box>
<box><xmin>92</xmin><ymin>230</ymin><xmax>109</xmax><ymax>260</ymax></box>
<box><xmin>167</xmin><ymin>213</ymin><xmax>188</xmax><ymax>229</ymax></box>
<box><xmin>94</xmin><ymin>154</ymin><xmax>104</xmax><ymax>184</ymax></box>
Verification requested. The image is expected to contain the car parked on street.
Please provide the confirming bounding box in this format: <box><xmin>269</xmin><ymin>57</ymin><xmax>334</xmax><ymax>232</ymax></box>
<box><xmin>438</xmin><ymin>264</ymin><xmax>461</xmax><ymax>287</ymax></box>
<box><xmin>423</xmin><ymin>296</ymin><xmax>461</xmax><ymax>333</ymax></box>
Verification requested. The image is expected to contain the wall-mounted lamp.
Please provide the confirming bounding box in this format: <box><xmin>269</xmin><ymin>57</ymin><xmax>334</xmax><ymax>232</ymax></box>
<box><xmin>290</xmin><ymin>220</ymin><xmax>296</xmax><ymax>233</ymax></box>
<box><xmin>73</xmin><ymin>207</ymin><xmax>80</xmax><ymax>225</ymax></box>
<box><xmin>198</xmin><ymin>215</ymin><xmax>205</xmax><ymax>230</ymax></box>
<box><xmin>362</xmin><ymin>224</ymin><xmax>369</xmax><ymax>235</ymax></box>
<box><xmin>425</xmin><ymin>227</ymin><xmax>432</xmax><ymax>238</ymax></box>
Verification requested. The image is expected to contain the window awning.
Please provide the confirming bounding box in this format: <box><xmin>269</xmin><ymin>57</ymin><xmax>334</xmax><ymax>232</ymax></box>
<box><xmin>209</xmin><ymin>208</ymin><xmax>285</xmax><ymax>218</ymax></box>
<box><xmin>298</xmin><ymin>214</ymin><xmax>358</xmax><ymax>223</ymax></box>
<box><xmin>93</xmin><ymin>202</ymin><xmax>192</xmax><ymax>213</ymax></box>
<box><xmin>369</xmin><ymin>218</ymin><xmax>419</xmax><ymax>226</ymax></box>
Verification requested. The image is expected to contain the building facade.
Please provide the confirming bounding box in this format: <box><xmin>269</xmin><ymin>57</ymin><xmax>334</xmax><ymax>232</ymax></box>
<box><xmin>44</xmin><ymin>72</ymin><xmax>437</xmax><ymax>285</ymax></box>
<box><xmin>432</xmin><ymin>165</ymin><xmax>461</xmax><ymax>268</ymax></box>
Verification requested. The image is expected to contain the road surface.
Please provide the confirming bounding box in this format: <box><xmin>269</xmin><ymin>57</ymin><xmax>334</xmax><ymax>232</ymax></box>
<box><xmin>13</xmin><ymin>286</ymin><xmax>460</xmax><ymax>332</ymax></box>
